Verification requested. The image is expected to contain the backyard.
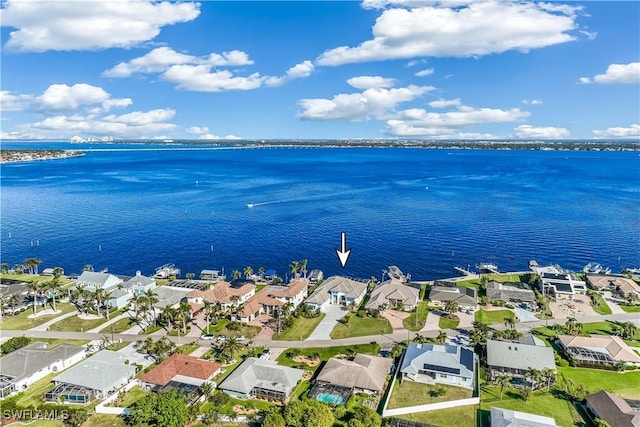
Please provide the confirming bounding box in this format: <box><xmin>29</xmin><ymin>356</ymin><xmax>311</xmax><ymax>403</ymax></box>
<box><xmin>273</xmin><ymin>313</ymin><xmax>326</xmax><ymax>340</ymax></box>
<box><xmin>558</xmin><ymin>367</ymin><xmax>640</xmax><ymax>399</ymax></box>
<box><xmin>395</xmin><ymin>405</ymin><xmax>477</xmax><ymax>426</ymax></box>
<box><xmin>386</xmin><ymin>378</ymin><xmax>473</xmax><ymax>409</ymax></box>
<box><xmin>0</xmin><ymin>302</ymin><xmax>76</xmax><ymax>330</ymax></box>
<box><xmin>330</xmin><ymin>314</ymin><xmax>392</xmax><ymax>339</ymax></box>
<box><xmin>277</xmin><ymin>343</ymin><xmax>381</xmax><ymax>373</ymax></box>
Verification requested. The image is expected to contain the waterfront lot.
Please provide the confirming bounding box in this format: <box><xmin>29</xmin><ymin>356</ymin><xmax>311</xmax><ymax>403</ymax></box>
<box><xmin>0</xmin><ymin>302</ymin><xmax>76</xmax><ymax>330</ymax></box>
<box><xmin>274</xmin><ymin>312</ymin><xmax>326</xmax><ymax>340</ymax></box>
<box><xmin>49</xmin><ymin>309</ymin><xmax>124</xmax><ymax>332</ymax></box>
<box><xmin>330</xmin><ymin>314</ymin><xmax>392</xmax><ymax>339</ymax></box>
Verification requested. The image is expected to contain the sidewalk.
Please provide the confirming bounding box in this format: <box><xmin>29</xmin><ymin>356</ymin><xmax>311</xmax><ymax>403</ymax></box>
<box><xmin>29</xmin><ymin>310</ymin><xmax>78</xmax><ymax>331</ymax></box>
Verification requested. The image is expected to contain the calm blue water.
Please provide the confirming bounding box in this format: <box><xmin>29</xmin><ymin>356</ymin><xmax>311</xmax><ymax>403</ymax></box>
<box><xmin>1</xmin><ymin>143</ymin><xmax>639</xmax><ymax>280</ymax></box>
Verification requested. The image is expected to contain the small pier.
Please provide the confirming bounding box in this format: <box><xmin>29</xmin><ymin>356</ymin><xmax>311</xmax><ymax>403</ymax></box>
<box><xmin>476</xmin><ymin>263</ymin><xmax>499</xmax><ymax>274</ymax></box>
<box><xmin>453</xmin><ymin>266</ymin><xmax>473</xmax><ymax>276</ymax></box>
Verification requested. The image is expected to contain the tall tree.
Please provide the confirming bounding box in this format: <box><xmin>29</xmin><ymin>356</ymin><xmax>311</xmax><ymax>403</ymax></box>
<box><xmin>526</xmin><ymin>368</ymin><xmax>542</xmax><ymax>391</ymax></box>
<box><xmin>231</xmin><ymin>270</ymin><xmax>241</xmax><ymax>281</ymax></box>
<box><xmin>444</xmin><ymin>300</ymin><xmax>459</xmax><ymax>318</ymax></box>
<box><xmin>26</xmin><ymin>280</ymin><xmax>42</xmax><ymax>315</ymax></box>
<box><xmin>541</xmin><ymin>368</ymin><xmax>556</xmax><ymax>393</ymax></box>
<box><xmin>299</xmin><ymin>259</ymin><xmax>308</xmax><ymax>278</ymax></box>
<box><xmin>494</xmin><ymin>372</ymin><xmax>512</xmax><ymax>399</ymax></box>
<box><xmin>289</xmin><ymin>261</ymin><xmax>300</xmax><ymax>279</ymax></box>
<box><xmin>243</xmin><ymin>266</ymin><xmax>253</xmax><ymax>280</ymax></box>
<box><xmin>622</xmin><ymin>321</ymin><xmax>637</xmax><ymax>340</ymax></box>
<box><xmin>0</xmin><ymin>263</ymin><xmax>9</xmax><ymax>274</ymax></box>
<box><xmin>504</xmin><ymin>316</ymin><xmax>516</xmax><ymax>330</ymax></box>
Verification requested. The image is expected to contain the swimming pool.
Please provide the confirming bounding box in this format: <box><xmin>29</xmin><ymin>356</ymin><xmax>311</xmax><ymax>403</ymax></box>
<box><xmin>316</xmin><ymin>392</ymin><xmax>346</xmax><ymax>405</ymax></box>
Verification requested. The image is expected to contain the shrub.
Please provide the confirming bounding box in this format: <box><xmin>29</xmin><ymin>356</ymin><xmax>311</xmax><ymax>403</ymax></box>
<box><xmin>1</xmin><ymin>336</ymin><xmax>31</xmax><ymax>355</ymax></box>
<box><xmin>227</xmin><ymin>321</ymin><xmax>241</xmax><ymax>331</ymax></box>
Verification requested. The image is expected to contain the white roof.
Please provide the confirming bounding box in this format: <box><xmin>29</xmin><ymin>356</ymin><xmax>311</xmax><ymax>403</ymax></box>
<box><xmin>52</xmin><ymin>350</ymin><xmax>136</xmax><ymax>393</ymax></box>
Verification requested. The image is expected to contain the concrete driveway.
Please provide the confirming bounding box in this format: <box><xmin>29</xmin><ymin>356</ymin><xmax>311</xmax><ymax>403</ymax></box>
<box><xmin>305</xmin><ymin>304</ymin><xmax>348</xmax><ymax>341</ymax></box>
<box><xmin>603</xmin><ymin>291</ymin><xmax>626</xmax><ymax>314</ymax></box>
<box><xmin>383</xmin><ymin>309</ymin><xmax>410</xmax><ymax>330</ymax></box>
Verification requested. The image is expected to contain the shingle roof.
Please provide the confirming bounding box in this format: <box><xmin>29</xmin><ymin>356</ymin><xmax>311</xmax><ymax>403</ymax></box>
<box><xmin>267</xmin><ymin>279</ymin><xmax>308</xmax><ymax>298</ymax></box>
<box><xmin>487</xmin><ymin>340</ymin><xmax>556</xmax><ymax>372</ymax></box>
<box><xmin>123</xmin><ymin>273</ymin><xmax>155</xmax><ymax>289</ymax></box>
<box><xmin>140</xmin><ymin>354</ymin><xmax>221</xmax><ymax>386</ymax></box>
<box><xmin>0</xmin><ymin>342</ymin><xmax>85</xmax><ymax>383</ymax></box>
<box><xmin>400</xmin><ymin>343</ymin><xmax>474</xmax><ymax>379</ymax></box>
<box><xmin>218</xmin><ymin>358</ymin><xmax>303</xmax><ymax>395</ymax></box>
<box><xmin>490</xmin><ymin>407</ymin><xmax>558</xmax><ymax>427</ymax></box>
<box><xmin>557</xmin><ymin>335</ymin><xmax>640</xmax><ymax>363</ymax></box>
<box><xmin>76</xmin><ymin>271</ymin><xmax>122</xmax><ymax>289</ymax></box>
<box><xmin>365</xmin><ymin>279</ymin><xmax>419</xmax><ymax>310</ymax></box>
<box><xmin>316</xmin><ymin>354</ymin><xmax>392</xmax><ymax>392</ymax></box>
<box><xmin>306</xmin><ymin>276</ymin><xmax>368</xmax><ymax>306</ymax></box>
<box><xmin>428</xmin><ymin>286</ymin><xmax>477</xmax><ymax>306</ymax></box>
<box><xmin>52</xmin><ymin>350</ymin><xmax>136</xmax><ymax>393</ymax></box>
<box><xmin>586</xmin><ymin>391</ymin><xmax>640</xmax><ymax>427</ymax></box>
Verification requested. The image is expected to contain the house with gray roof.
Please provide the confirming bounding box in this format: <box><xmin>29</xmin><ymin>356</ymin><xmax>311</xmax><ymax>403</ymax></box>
<box><xmin>0</xmin><ymin>342</ymin><xmax>85</xmax><ymax>399</ymax></box>
<box><xmin>218</xmin><ymin>357</ymin><xmax>303</xmax><ymax>401</ymax></box>
<box><xmin>428</xmin><ymin>286</ymin><xmax>477</xmax><ymax>311</ymax></box>
<box><xmin>365</xmin><ymin>279</ymin><xmax>420</xmax><ymax>311</ymax></box>
<box><xmin>305</xmin><ymin>276</ymin><xmax>368</xmax><ymax>311</ymax></box>
<box><xmin>486</xmin><ymin>281</ymin><xmax>536</xmax><ymax>304</ymax></box>
<box><xmin>123</xmin><ymin>271</ymin><xmax>157</xmax><ymax>295</ymax></box>
<box><xmin>585</xmin><ymin>391</ymin><xmax>640</xmax><ymax>427</ymax></box>
<box><xmin>75</xmin><ymin>271</ymin><xmax>123</xmax><ymax>291</ymax></box>
<box><xmin>400</xmin><ymin>342</ymin><xmax>476</xmax><ymax>390</ymax></box>
<box><xmin>490</xmin><ymin>407</ymin><xmax>559</xmax><ymax>427</ymax></box>
<box><xmin>46</xmin><ymin>350</ymin><xmax>136</xmax><ymax>403</ymax></box>
<box><xmin>486</xmin><ymin>339</ymin><xmax>556</xmax><ymax>385</ymax></box>
<box><xmin>314</xmin><ymin>354</ymin><xmax>392</xmax><ymax>396</ymax></box>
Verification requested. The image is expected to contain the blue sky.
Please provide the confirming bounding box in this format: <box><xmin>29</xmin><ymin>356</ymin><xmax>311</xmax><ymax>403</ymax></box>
<box><xmin>1</xmin><ymin>0</ymin><xmax>638</xmax><ymax>140</ymax></box>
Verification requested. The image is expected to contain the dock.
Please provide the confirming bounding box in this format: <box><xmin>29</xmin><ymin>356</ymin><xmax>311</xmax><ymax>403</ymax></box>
<box><xmin>453</xmin><ymin>266</ymin><xmax>473</xmax><ymax>276</ymax></box>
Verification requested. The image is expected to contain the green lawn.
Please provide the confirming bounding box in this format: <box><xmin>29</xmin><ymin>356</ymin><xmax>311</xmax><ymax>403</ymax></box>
<box><xmin>98</xmin><ymin>316</ymin><xmax>136</xmax><ymax>334</ymax></box>
<box><xmin>439</xmin><ymin>315</ymin><xmax>460</xmax><ymax>329</ymax></box>
<box><xmin>403</xmin><ymin>302</ymin><xmax>431</xmax><ymax>331</ymax></box>
<box><xmin>620</xmin><ymin>304</ymin><xmax>640</xmax><ymax>313</ymax></box>
<box><xmin>38</xmin><ymin>338</ymin><xmax>90</xmax><ymax>348</ymax></box>
<box><xmin>49</xmin><ymin>309</ymin><xmax>124</xmax><ymax>332</ymax></box>
<box><xmin>177</xmin><ymin>343</ymin><xmax>200</xmax><ymax>355</ymax></box>
<box><xmin>394</xmin><ymin>405</ymin><xmax>477</xmax><ymax>426</ymax></box>
<box><xmin>589</xmin><ymin>292</ymin><xmax>612</xmax><ymax>315</ymax></box>
<box><xmin>277</xmin><ymin>343</ymin><xmax>381</xmax><ymax>371</ymax></box>
<box><xmin>115</xmin><ymin>385</ymin><xmax>147</xmax><ymax>408</ymax></box>
<box><xmin>204</xmin><ymin>319</ymin><xmax>261</xmax><ymax>338</ymax></box>
<box><xmin>475</xmin><ymin>309</ymin><xmax>515</xmax><ymax>325</ymax></box>
<box><xmin>386</xmin><ymin>378</ymin><xmax>473</xmax><ymax>409</ymax></box>
<box><xmin>558</xmin><ymin>367</ymin><xmax>640</xmax><ymax>399</ymax></box>
<box><xmin>330</xmin><ymin>315</ymin><xmax>392</xmax><ymax>339</ymax></box>
<box><xmin>579</xmin><ymin>321</ymin><xmax>640</xmax><ymax>346</ymax></box>
<box><xmin>0</xmin><ymin>303</ymin><xmax>76</xmax><ymax>330</ymax></box>
<box><xmin>273</xmin><ymin>313</ymin><xmax>325</xmax><ymax>340</ymax></box>
<box><xmin>480</xmin><ymin>384</ymin><xmax>584</xmax><ymax>427</ymax></box>
<box><xmin>6</xmin><ymin>421</ymin><xmax>63</xmax><ymax>427</ymax></box>
<box><xmin>105</xmin><ymin>341</ymin><xmax>130</xmax><ymax>351</ymax></box>
<box><xmin>81</xmin><ymin>414</ymin><xmax>127</xmax><ymax>427</ymax></box>
<box><xmin>15</xmin><ymin>373</ymin><xmax>56</xmax><ymax>407</ymax></box>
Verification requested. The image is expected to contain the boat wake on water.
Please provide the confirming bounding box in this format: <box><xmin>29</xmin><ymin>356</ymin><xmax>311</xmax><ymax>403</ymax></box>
<box><xmin>246</xmin><ymin>186</ymin><xmax>388</xmax><ymax>208</ymax></box>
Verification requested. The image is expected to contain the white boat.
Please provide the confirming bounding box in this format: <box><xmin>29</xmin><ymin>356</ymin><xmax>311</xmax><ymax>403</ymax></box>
<box><xmin>247</xmin><ymin>204</ymin><xmax>254</xmax><ymax>208</ymax></box>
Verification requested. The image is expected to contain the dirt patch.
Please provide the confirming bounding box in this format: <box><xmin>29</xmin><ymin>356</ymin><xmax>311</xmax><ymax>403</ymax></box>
<box><xmin>302</xmin><ymin>371</ymin><xmax>313</xmax><ymax>381</ymax></box>
<box><xmin>233</xmin><ymin>405</ymin><xmax>260</xmax><ymax>415</ymax></box>
<box><xmin>292</xmin><ymin>355</ymin><xmax>320</xmax><ymax>367</ymax></box>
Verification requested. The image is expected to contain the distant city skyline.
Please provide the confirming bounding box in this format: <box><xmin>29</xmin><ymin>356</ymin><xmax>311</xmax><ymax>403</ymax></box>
<box><xmin>1</xmin><ymin>0</ymin><xmax>638</xmax><ymax>140</ymax></box>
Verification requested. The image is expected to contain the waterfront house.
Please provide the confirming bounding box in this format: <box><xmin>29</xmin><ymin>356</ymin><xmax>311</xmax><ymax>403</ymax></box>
<box><xmin>140</xmin><ymin>354</ymin><xmax>221</xmax><ymax>394</ymax></box>
<box><xmin>531</xmin><ymin>266</ymin><xmax>587</xmax><ymax>299</ymax></box>
<box><xmin>585</xmin><ymin>391</ymin><xmax>640</xmax><ymax>427</ymax></box>
<box><xmin>556</xmin><ymin>334</ymin><xmax>640</xmax><ymax>367</ymax></box>
<box><xmin>305</xmin><ymin>276</ymin><xmax>368</xmax><ymax>311</ymax></box>
<box><xmin>218</xmin><ymin>357</ymin><xmax>303</xmax><ymax>401</ymax></box>
<box><xmin>399</xmin><ymin>342</ymin><xmax>476</xmax><ymax>390</ymax></box>
<box><xmin>585</xmin><ymin>273</ymin><xmax>640</xmax><ymax>300</ymax></box>
<box><xmin>428</xmin><ymin>286</ymin><xmax>477</xmax><ymax>312</ymax></box>
<box><xmin>313</xmin><ymin>354</ymin><xmax>392</xmax><ymax>397</ymax></box>
<box><xmin>235</xmin><ymin>279</ymin><xmax>307</xmax><ymax>322</ymax></box>
<box><xmin>486</xmin><ymin>281</ymin><xmax>536</xmax><ymax>305</ymax></box>
<box><xmin>365</xmin><ymin>278</ymin><xmax>420</xmax><ymax>311</ymax></box>
<box><xmin>0</xmin><ymin>342</ymin><xmax>85</xmax><ymax>399</ymax></box>
<box><xmin>490</xmin><ymin>407</ymin><xmax>559</xmax><ymax>427</ymax></box>
<box><xmin>123</xmin><ymin>271</ymin><xmax>157</xmax><ymax>295</ymax></box>
<box><xmin>200</xmin><ymin>269</ymin><xmax>225</xmax><ymax>281</ymax></box>
<box><xmin>75</xmin><ymin>271</ymin><xmax>123</xmax><ymax>291</ymax></box>
<box><xmin>187</xmin><ymin>281</ymin><xmax>255</xmax><ymax>312</ymax></box>
<box><xmin>486</xmin><ymin>339</ymin><xmax>556</xmax><ymax>385</ymax></box>
<box><xmin>46</xmin><ymin>350</ymin><xmax>136</xmax><ymax>403</ymax></box>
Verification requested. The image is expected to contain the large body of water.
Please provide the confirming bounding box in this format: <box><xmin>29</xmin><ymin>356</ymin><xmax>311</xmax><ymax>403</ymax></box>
<box><xmin>1</xmin><ymin>143</ymin><xmax>638</xmax><ymax>280</ymax></box>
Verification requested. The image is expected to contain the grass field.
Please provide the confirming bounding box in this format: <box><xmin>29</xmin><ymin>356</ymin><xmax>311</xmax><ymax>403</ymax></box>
<box><xmin>277</xmin><ymin>343</ymin><xmax>381</xmax><ymax>371</ymax></box>
<box><xmin>14</xmin><ymin>373</ymin><xmax>56</xmax><ymax>407</ymax></box>
<box><xmin>38</xmin><ymin>338</ymin><xmax>89</xmax><ymax>348</ymax></box>
<box><xmin>6</xmin><ymin>421</ymin><xmax>63</xmax><ymax>427</ymax></box>
<box><xmin>204</xmin><ymin>319</ymin><xmax>261</xmax><ymax>338</ymax></box>
<box><xmin>81</xmin><ymin>414</ymin><xmax>126</xmax><ymax>427</ymax></box>
<box><xmin>579</xmin><ymin>321</ymin><xmax>640</xmax><ymax>346</ymax></box>
<box><xmin>480</xmin><ymin>384</ymin><xmax>584</xmax><ymax>426</ymax></box>
<box><xmin>114</xmin><ymin>385</ymin><xmax>147</xmax><ymax>408</ymax></box>
<box><xmin>589</xmin><ymin>292</ymin><xmax>612</xmax><ymax>315</ymax></box>
<box><xmin>0</xmin><ymin>303</ymin><xmax>77</xmax><ymax>330</ymax></box>
<box><xmin>386</xmin><ymin>378</ymin><xmax>473</xmax><ymax>409</ymax></box>
<box><xmin>273</xmin><ymin>313</ymin><xmax>325</xmax><ymax>340</ymax></box>
<box><xmin>558</xmin><ymin>367</ymin><xmax>640</xmax><ymax>399</ymax></box>
<box><xmin>620</xmin><ymin>304</ymin><xmax>640</xmax><ymax>313</ymax></box>
<box><xmin>396</xmin><ymin>405</ymin><xmax>477</xmax><ymax>426</ymax></box>
<box><xmin>49</xmin><ymin>309</ymin><xmax>124</xmax><ymax>332</ymax></box>
<box><xmin>98</xmin><ymin>316</ymin><xmax>136</xmax><ymax>334</ymax></box>
<box><xmin>403</xmin><ymin>302</ymin><xmax>431</xmax><ymax>331</ymax></box>
<box><xmin>330</xmin><ymin>315</ymin><xmax>392</xmax><ymax>339</ymax></box>
<box><xmin>475</xmin><ymin>309</ymin><xmax>515</xmax><ymax>325</ymax></box>
<box><xmin>439</xmin><ymin>315</ymin><xmax>460</xmax><ymax>329</ymax></box>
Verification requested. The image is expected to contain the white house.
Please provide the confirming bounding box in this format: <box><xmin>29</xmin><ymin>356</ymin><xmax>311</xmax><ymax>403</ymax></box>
<box><xmin>305</xmin><ymin>276</ymin><xmax>368</xmax><ymax>310</ymax></box>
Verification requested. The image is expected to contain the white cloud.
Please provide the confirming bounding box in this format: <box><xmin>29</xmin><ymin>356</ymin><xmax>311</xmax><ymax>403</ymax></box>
<box><xmin>37</xmin><ymin>84</ymin><xmax>110</xmax><ymax>110</ymax></box>
<box><xmin>186</xmin><ymin>126</ymin><xmax>210</xmax><ymax>135</ymax></box>
<box><xmin>346</xmin><ymin>76</ymin><xmax>396</xmax><ymax>89</ymax></box>
<box><xmin>522</xmin><ymin>99</ymin><xmax>543</xmax><ymax>105</ymax></box>
<box><xmin>162</xmin><ymin>59</ymin><xmax>314</xmax><ymax>92</ymax></box>
<box><xmin>579</xmin><ymin>62</ymin><xmax>640</xmax><ymax>84</ymax></box>
<box><xmin>514</xmin><ymin>124</ymin><xmax>570</xmax><ymax>139</ymax></box>
<box><xmin>0</xmin><ymin>90</ymin><xmax>34</xmax><ymax>112</ymax></box>
<box><xmin>298</xmin><ymin>84</ymin><xmax>433</xmax><ymax>121</ymax></box>
<box><xmin>199</xmin><ymin>133</ymin><xmax>241</xmax><ymax>140</ymax></box>
<box><xmin>103</xmin><ymin>47</ymin><xmax>254</xmax><ymax>78</ymax></box>
<box><xmin>592</xmin><ymin>124</ymin><xmax>640</xmax><ymax>139</ymax></box>
<box><xmin>428</xmin><ymin>98</ymin><xmax>461</xmax><ymax>108</ymax></box>
<box><xmin>361</xmin><ymin>0</ymin><xmax>467</xmax><ymax>10</ymax></box>
<box><xmin>415</xmin><ymin>68</ymin><xmax>434</xmax><ymax>77</ymax></box>
<box><xmin>2</xmin><ymin>0</ymin><xmax>200</xmax><ymax>52</ymax></box>
<box><xmin>103</xmin><ymin>109</ymin><xmax>175</xmax><ymax>125</ymax></box>
<box><xmin>317</xmin><ymin>2</ymin><xmax>578</xmax><ymax>65</ymax></box>
<box><xmin>386</xmin><ymin>102</ymin><xmax>529</xmax><ymax>136</ymax></box>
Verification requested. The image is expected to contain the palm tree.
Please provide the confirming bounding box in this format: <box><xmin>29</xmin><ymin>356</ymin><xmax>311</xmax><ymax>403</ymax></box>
<box><xmin>0</xmin><ymin>294</ymin><xmax>6</xmax><ymax>323</ymax></box>
<box><xmin>526</xmin><ymin>368</ymin><xmax>542</xmax><ymax>391</ymax></box>
<box><xmin>289</xmin><ymin>261</ymin><xmax>300</xmax><ymax>279</ymax></box>
<box><xmin>47</xmin><ymin>275</ymin><xmax>63</xmax><ymax>311</ymax></box>
<box><xmin>243</xmin><ymin>266</ymin><xmax>253</xmax><ymax>280</ymax></box>
<box><xmin>178</xmin><ymin>301</ymin><xmax>192</xmax><ymax>332</ymax></box>
<box><xmin>414</xmin><ymin>333</ymin><xmax>428</xmax><ymax>343</ymax></box>
<box><xmin>435</xmin><ymin>330</ymin><xmax>448</xmax><ymax>344</ymax></box>
<box><xmin>93</xmin><ymin>288</ymin><xmax>106</xmax><ymax>317</ymax></box>
<box><xmin>52</xmin><ymin>267</ymin><xmax>64</xmax><ymax>278</ymax></box>
<box><xmin>258</xmin><ymin>266</ymin><xmax>265</xmax><ymax>279</ymax></box>
<box><xmin>103</xmin><ymin>290</ymin><xmax>113</xmax><ymax>320</ymax></box>
<box><xmin>231</xmin><ymin>270</ymin><xmax>241</xmax><ymax>281</ymax></box>
<box><xmin>494</xmin><ymin>372</ymin><xmax>512</xmax><ymax>399</ymax></box>
<box><xmin>8</xmin><ymin>294</ymin><xmax>20</xmax><ymax>314</ymax></box>
<box><xmin>541</xmin><ymin>368</ymin><xmax>556</xmax><ymax>393</ymax></box>
<box><xmin>12</xmin><ymin>264</ymin><xmax>24</xmax><ymax>274</ymax></box>
<box><xmin>565</xmin><ymin>317</ymin><xmax>582</xmax><ymax>336</ymax></box>
<box><xmin>186</xmin><ymin>272</ymin><xmax>195</xmax><ymax>282</ymax></box>
<box><xmin>444</xmin><ymin>300</ymin><xmax>459</xmax><ymax>318</ymax></box>
<box><xmin>82</xmin><ymin>264</ymin><xmax>94</xmax><ymax>272</ymax></box>
<box><xmin>31</xmin><ymin>259</ymin><xmax>42</xmax><ymax>275</ymax></box>
<box><xmin>504</xmin><ymin>316</ymin><xmax>516</xmax><ymax>330</ymax></box>
<box><xmin>223</xmin><ymin>336</ymin><xmax>244</xmax><ymax>358</ymax></box>
<box><xmin>162</xmin><ymin>305</ymin><xmax>177</xmax><ymax>331</ymax></box>
<box><xmin>144</xmin><ymin>289</ymin><xmax>159</xmax><ymax>326</ymax></box>
<box><xmin>23</xmin><ymin>258</ymin><xmax>35</xmax><ymax>275</ymax></box>
<box><xmin>299</xmin><ymin>259</ymin><xmax>308</xmax><ymax>278</ymax></box>
<box><xmin>0</xmin><ymin>263</ymin><xmax>9</xmax><ymax>274</ymax></box>
<box><xmin>622</xmin><ymin>321</ymin><xmax>638</xmax><ymax>340</ymax></box>
<box><xmin>26</xmin><ymin>280</ymin><xmax>42</xmax><ymax>315</ymax></box>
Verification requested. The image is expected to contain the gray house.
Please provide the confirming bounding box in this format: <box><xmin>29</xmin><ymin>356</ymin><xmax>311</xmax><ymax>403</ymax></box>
<box><xmin>429</xmin><ymin>286</ymin><xmax>477</xmax><ymax>312</ymax></box>
<box><xmin>46</xmin><ymin>350</ymin><xmax>136</xmax><ymax>403</ymax></box>
<box><xmin>123</xmin><ymin>271</ymin><xmax>157</xmax><ymax>295</ymax></box>
<box><xmin>314</xmin><ymin>354</ymin><xmax>392</xmax><ymax>396</ymax></box>
<box><xmin>486</xmin><ymin>339</ymin><xmax>556</xmax><ymax>384</ymax></box>
<box><xmin>218</xmin><ymin>358</ymin><xmax>303</xmax><ymax>401</ymax></box>
<box><xmin>486</xmin><ymin>281</ymin><xmax>536</xmax><ymax>304</ymax></box>
<box><xmin>490</xmin><ymin>407</ymin><xmax>558</xmax><ymax>427</ymax></box>
<box><xmin>0</xmin><ymin>342</ymin><xmax>85</xmax><ymax>398</ymax></box>
<box><xmin>365</xmin><ymin>279</ymin><xmax>420</xmax><ymax>311</ymax></box>
<box><xmin>400</xmin><ymin>342</ymin><xmax>476</xmax><ymax>390</ymax></box>
<box><xmin>305</xmin><ymin>276</ymin><xmax>368</xmax><ymax>310</ymax></box>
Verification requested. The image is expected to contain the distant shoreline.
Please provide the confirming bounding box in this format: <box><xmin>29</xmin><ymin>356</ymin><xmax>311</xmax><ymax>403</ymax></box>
<box><xmin>0</xmin><ymin>149</ymin><xmax>85</xmax><ymax>164</ymax></box>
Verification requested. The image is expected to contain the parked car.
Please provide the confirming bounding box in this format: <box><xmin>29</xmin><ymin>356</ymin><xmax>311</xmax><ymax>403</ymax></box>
<box><xmin>259</xmin><ymin>349</ymin><xmax>271</xmax><ymax>360</ymax></box>
<box><xmin>200</xmin><ymin>334</ymin><xmax>214</xmax><ymax>340</ymax></box>
<box><xmin>217</xmin><ymin>335</ymin><xmax>229</xmax><ymax>342</ymax></box>
<box><xmin>236</xmin><ymin>335</ymin><xmax>246</xmax><ymax>342</ymax></box>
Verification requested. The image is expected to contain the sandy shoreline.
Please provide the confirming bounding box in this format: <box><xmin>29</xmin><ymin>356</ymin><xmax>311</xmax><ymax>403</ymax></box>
<box><xmin>0</xmin><ymin>150</ymin><xmax>85</xmax><ymax>164</ymax></box>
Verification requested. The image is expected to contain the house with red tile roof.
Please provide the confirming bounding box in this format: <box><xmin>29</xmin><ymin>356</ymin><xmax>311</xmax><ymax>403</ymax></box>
<box><xmin>236</xmin><ymin>279</ymin><xmax>309</xmax><ymax>323</ymax></box>
<box><xmin>186</xmin><ymin>281</ymin><xmax>255</xmax><ymax>311</ymax></box>
<box><xmin>140</xmin><ymin>354</ymin><xmax>222</xmax><ymax>393</ymax></box>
